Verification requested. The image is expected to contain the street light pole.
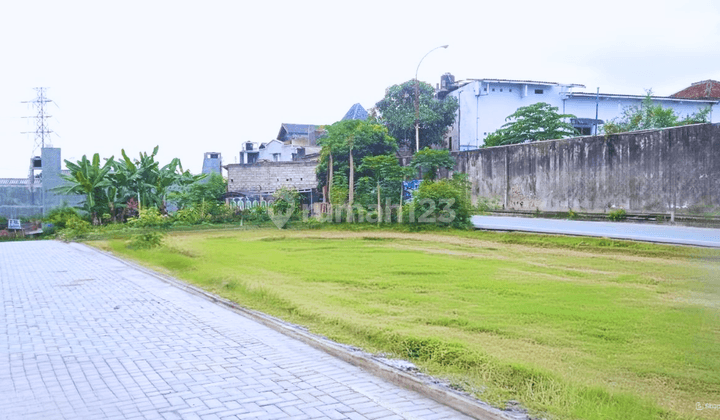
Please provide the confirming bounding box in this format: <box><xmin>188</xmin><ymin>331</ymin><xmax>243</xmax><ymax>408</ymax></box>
<box><xmin>415</xmin><ymin>45</ymin><xmax>448</xmax><ymax>153</ymax></box>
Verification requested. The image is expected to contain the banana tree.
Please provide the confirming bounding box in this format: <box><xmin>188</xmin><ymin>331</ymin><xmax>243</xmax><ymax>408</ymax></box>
<box><xmin>58</xmin><ymin>153</ymin><xmax>114</xmax><ymax>225</ymax></box>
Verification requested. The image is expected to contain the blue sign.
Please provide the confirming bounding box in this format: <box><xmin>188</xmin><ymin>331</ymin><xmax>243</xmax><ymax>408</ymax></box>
<box><xmin>402</xmin><ymin>179</ymin><xmax>421</xmax><ymax>203</ymax></box>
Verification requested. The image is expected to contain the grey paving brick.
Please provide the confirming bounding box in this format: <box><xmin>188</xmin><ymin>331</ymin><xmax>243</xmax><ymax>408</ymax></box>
<box><xmin>0</xmin><ymin>241</ymin><xmax>475</xmax><ymax>420</ymax></box>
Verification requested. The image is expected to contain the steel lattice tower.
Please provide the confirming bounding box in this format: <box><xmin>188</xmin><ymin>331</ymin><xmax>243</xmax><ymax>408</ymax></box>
<box><xmin>22</xmin><ymin>87</ymin><xmax>54</xmax><ymax>155</ymax></box>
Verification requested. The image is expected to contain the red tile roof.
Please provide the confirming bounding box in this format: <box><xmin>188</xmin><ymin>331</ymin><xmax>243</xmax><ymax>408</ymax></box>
<box><xmin>671</xmin><ymin>80</ymin><xmax>720</xmax><ymax>99</ymax></box>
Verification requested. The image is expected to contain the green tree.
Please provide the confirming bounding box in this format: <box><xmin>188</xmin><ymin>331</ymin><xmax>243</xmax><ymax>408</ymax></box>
<box><xmin>171</xmin><ymin>172</ymin><xmax>226</xmax><ymax>210</ymax></box>
<box><xmin>410</xmin><ymin>148</ymin><xmax>455</xmax><ymax>181</ymax></box>
<box><xmin>484</xmin><ymin>102</ymin><xmax>578</xmax><ymax>147</ymax></box>
<box><xmin>375</xmin><ymin>80</ymin><xmax>458</xmax><ymax>152</ymax></box>
<box><xmin>359</xmin><ymin>154</ymin><xmax>407</xmax><ymax>223</ymax></box>
<box><xmin>317</xmin><ymin>119</ymin><xmax>397</xmax><ymax>212</ymax></box>
<box><xmin>57</xmin><ymin>153</ymin><xmax>114</xmax><ymax>225</ymax></box>
<box><xmin>59</xmin><ymin>146</ymin><xmax>202</xmax><ymax>224</ymax></box>
<box><xmin>112</xmin><ymin>146</ymin><xmax>202</xmax><ymax>216</ymax></box>
<box><xmin>603</xmin><ymin>91</ymin><xmax>711</xmax><ymax>135</ymax></box>
<box><xmin>152</xmin><ymin>158</ymin><xmax>200</xmax><ymax>214</ymax></box>
<box><xmin>413</xmin><ymin>174</ymin><xmax>473</xmax><ymax>228</ymax></box>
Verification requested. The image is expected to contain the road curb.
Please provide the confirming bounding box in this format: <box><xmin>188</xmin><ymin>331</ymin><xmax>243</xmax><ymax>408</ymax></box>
<box><xmin>76</xmin><ymin>242</ymin><xmax>519</xmax><ymax>420</ymax></box>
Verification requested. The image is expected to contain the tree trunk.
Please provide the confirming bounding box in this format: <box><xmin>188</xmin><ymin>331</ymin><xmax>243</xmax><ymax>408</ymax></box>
<box><xmin>327</xmin><ymin>152</ymin><xmax>333</xmax><ymax>204</ymax></box>
<box><xmin>347</xmin><ymin>148</ymin><xmax>354</xmax><ymax>222</ymax></box>
<box><xmin>377</xmin><ymin>181</ymin><xmax>381</xmax><ymax>226</ymax></box>
<box><xmin>399</xmin><ymin>176</ymin><xmax>404</xmax><ymax>223</ymax></box>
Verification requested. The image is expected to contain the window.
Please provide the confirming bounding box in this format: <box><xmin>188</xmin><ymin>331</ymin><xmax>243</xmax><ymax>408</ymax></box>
<box><xmin>535</xmin><ymin>89</ymin><xmax>544</xmax><ymax>94</ymax></box>
<box><xmin>273</xmin><ymin>153</ymin><xmax>281</xmax><ymax>162</ymax></box>
<box><xmin>209</xmin><ymin>153</ymin><xmax>218</xmax><ymax>159</ymax></box>
<box><xmin>492</xmin><ymin>88</ymin><xmax>495</xmax><ymax>92</ymax></box>
<box><xmin>500</xmin><ymin>88</ymin><xmax>503</xmax><ymax>92</ymax></box>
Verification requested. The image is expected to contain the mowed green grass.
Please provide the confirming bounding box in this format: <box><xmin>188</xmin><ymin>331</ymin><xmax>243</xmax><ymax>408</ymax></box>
<box><xmin>98</xmin><ymin>228</ymin><xmax>720</xmax><ymax>420</ymax></box>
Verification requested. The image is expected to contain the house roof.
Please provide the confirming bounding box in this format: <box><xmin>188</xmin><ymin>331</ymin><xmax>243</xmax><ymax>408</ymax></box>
<box><xmin>278</xmin><ymin>123</ymin><xmax>317</xmax><ymax>138</ymax></box>
<box><xmin>341</xmin><ymin>103</ymin><xmax>368</xmax><ymax>121</ymax></box>
<box><xmin>467</xmin><ymin>78</ymin><xmax>585</xmax><ymax>88</ymax></box>
<box><xmin>671</xmin><ymin>80</ymin><xmax>720</xmax><ymax>100</ymax></box>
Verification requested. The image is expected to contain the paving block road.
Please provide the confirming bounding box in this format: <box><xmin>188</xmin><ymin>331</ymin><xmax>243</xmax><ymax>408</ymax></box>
<box><xmin>0</xmin><ymin>241</ymin><xmax>475</xmax><ymax>420</ymax></box>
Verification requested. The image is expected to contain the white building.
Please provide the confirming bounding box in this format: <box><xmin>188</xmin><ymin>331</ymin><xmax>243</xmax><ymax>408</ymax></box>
<box><xmin>238</xmin><ymin>139</ymin><xmax>300</xmax><ymax>164</ymax></box>
<box><xmin>439</xmin><ymin>75</ymin><xmax>720</xmax><ymax>150</ymax></box>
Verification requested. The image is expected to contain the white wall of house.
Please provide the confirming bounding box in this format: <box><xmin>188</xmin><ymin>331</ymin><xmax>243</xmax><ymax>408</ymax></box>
<box><xmin>239</xmin><ymin>140</ymin><xmax>298</xmax><ymax>164</ymax></box>
<box><xmin>258</xmin><ymin>140</ymin><xmax>296</xmax><ymax>162</ymax></box>
<box><xmin>563</xmin><ymin>95</ymin><xmax>718</xmax><ymax>135</ymax></box>
<box><xmin>448</xmin><ymin>80</ymin><xmax>719</xmax><ymax>150</ymax></box>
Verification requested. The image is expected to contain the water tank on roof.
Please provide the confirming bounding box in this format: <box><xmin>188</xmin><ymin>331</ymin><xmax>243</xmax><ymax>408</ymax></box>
<box><xmin>441</xmin><ymin>73</ymin><xmax>455</xmax><ymax>90</ymax></box>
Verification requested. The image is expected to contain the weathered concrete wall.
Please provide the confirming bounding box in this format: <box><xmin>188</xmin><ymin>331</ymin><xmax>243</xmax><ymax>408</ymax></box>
<box><xmin>0</xmin><ymin>180</ymin><xmax>42</xmax><ymax>218</ymax></box>
<box><xmin>0</xmin><ymin>148</ymin><xmax>83</xmax><ymax>218</ymax></box>
<box><xmin>226</xmin><ymin>160</ymin><xmax>318</xmax><ymax>194</ymax></box>
<box><xmin>453</xmin><ymin>123</ymin><xmax>720</xmax><ymax>214</ymax></box>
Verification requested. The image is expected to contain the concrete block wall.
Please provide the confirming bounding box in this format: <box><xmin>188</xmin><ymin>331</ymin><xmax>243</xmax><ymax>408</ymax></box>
<box><xmin>0</xmin><ymin>148</ymin><xmax>83</xmax><ymax>218</ymax></box>
<box><xmin>226</xmin><ymin>161</ymin><xmax>318</xmax><ymax>194</ymax></box>
<box><xmin>453</xmin><ymin>123</ymin><xmax>720</xmax><ymax>214</ymax></box>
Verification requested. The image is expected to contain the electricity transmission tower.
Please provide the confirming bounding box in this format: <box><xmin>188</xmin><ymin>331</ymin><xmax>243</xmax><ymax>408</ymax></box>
<box><xmin>22</xmin><ymin>87</ymin><xmax>54</xmax><ymax>156</ymax></box>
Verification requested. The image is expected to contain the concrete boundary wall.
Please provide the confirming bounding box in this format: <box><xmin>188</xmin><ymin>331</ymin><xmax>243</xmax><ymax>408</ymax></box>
<box><xmin>226</xmin><ymin>160</ymin><xmax>318</xmax><ymax>194</ymax></box>
<box><xmin>453</xmin><ymin>123</ymin><xmax>720</xmax><ymax>214</ymax></box>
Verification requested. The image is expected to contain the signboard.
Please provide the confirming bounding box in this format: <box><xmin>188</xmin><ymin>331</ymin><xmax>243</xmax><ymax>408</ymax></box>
<box><xmin>8</xmin><ymin>219</ymin><xmax>21</xmax><ymax>230</ymax></box>
<box><xmin>402</xmin><ymin>179</ymin><xmax>422</xmax><ymax>203</ymax></box>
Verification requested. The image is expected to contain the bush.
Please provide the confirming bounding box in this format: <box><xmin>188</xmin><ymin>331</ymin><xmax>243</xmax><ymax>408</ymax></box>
<box><xmin>607</xmin><ymin>208</ymin><xmax>627</xmax><ymax>222</ymax></box>
<box><xmin>127</xmin><ymin>207</ymin><xmax>171</xmax><ymax>228</ymax></box>
<box><xmin>245</xmin><ymin>205</ymin><xmax>270</xmax><ymax>222</ymax></box>
<box><xmin>127</xmin><ymin>231</ymin><xmax>165</xmax><ymax>249</ymax></box>
<box><xmin>412</xmin><ymin>178</ymin><xmax>472</xmax><ymax>228</ymax></box>
<box><xmin>172</xmin><ymin>207</ymin><xmax>204</xmax><ymax>225</ymax></box>
<box><xmin>57</xmin><ymin>216</ymin><xmax>92</xmax><ymax>241</ymax></box>
<box><xmin>44</xmin><ymin>206</ymin><xmax>83</xmax><ymax>230</ymax></box>
<box><xmin>477</xmin><ymin>196</ymin><xmax>502</xmax><ymax>213</ymax></box>
<box><xmin>321</xmin><ymin>204</ymin><xmax>371</xmax><ymax>224</ymax></box>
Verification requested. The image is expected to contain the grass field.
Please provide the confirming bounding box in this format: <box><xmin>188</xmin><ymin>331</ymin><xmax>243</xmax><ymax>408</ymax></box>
<box><xmin>96</xmin><ymin>227</ymin><xmax>720</xmax><ymax>420</ymax></box>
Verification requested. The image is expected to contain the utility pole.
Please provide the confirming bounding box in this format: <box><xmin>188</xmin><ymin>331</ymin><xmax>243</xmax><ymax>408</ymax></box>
<box><xmin>594</xmin><ymin>87</ymin><xmax>600</xmax><ymax>136</ymax></box>
<box><xmin>415</xmin><ymin>45</ymin><xmax>448</xmax><ymax>153</ymax></box>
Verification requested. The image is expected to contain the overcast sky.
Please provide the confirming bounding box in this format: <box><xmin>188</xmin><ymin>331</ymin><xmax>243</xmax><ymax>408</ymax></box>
<box><xmin>1</xmin><ymin>0</ymin><xmax>719</xmax><ymax>178</ymax></box>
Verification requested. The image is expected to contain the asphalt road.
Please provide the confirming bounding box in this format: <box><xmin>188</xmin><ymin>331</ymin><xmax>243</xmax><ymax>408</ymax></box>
<box><xmin>471</xmin><ymin>215</ymin><xmax>720</xmax><ymax>248</ymax></box>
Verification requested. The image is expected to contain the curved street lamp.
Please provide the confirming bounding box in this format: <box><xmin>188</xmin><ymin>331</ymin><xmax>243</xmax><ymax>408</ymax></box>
<box><xmin>415</xmin><ymin>45</ymin><xmax>448</xmax><ymax>153</ymax></box>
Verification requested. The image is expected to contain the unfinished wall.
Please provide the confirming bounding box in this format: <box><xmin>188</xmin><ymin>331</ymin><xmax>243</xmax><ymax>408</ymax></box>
<box><xmin>226</xmin><ymin>160</ymin><xmax>318</xmax><ymax>194</ymax></box>
<box><xmin>454</xmin><ymin>123</ymin><xmax>720</xmax><ymax>214</ymax></box>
